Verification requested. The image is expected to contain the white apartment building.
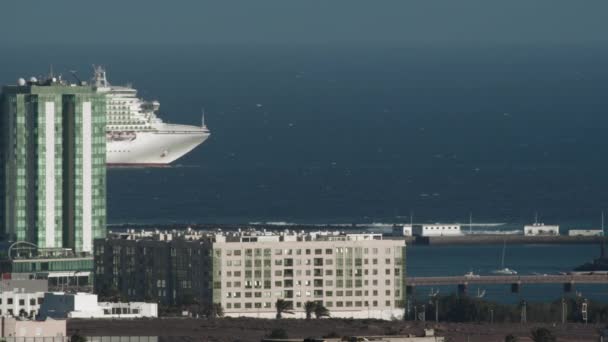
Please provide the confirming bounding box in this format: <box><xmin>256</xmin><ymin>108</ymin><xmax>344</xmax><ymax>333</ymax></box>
<box><xmin>39</xmin><ymin>292</ymin><xmax>157</xmax><ymax>319</ymax></box>
<box><xmin>0</xmin><ymin>279</ymin><xmax>47</xmax><ymax>318</ymax></box>
<box><xmin>214</xmin><ymin>232</ymin><xmax>406</xmax><ymax>319</ymax></box>
<box><xmin>95</xmin><ymin>229</ymin><xmax>407</xmax><ymax>320</ymax></box>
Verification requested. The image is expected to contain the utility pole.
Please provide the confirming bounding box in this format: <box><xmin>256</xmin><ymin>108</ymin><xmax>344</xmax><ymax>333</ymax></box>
<box><xmin>410</xmin><ymin>211</ymin><xmax>414</xmax><ymax>226</ymax></box>
<box><xmin>520</xmin><ymin>300</ymin><xmax>527</xmax><ymax>324</ymax></box>
<box><xmin>561</xmin><ymin>297</ymin><xmax>567</xmax><ymax>324</ymax></box>
<box><xmin>435</xmin><ymin>297</ymin><xmax>439</xmax><ymax>322</ymax></box>
<box><xmin>490</xmin><ymin>309</ymin><xmax>494</xmax><ymax>324</ymax></box>
<box><xmin>602</xmin><ymin>211</ymin><xmax>605</xmax><ymax>237</ymax></box>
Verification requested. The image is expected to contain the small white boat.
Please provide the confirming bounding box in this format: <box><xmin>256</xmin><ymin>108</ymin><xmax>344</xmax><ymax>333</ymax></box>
<box><xmin>464</xmin><ymin>271</ymin><xmax>481</xmax><ymax>278</ymax></box>
<box><xmin>492</xmin><ymin>267</ymin><xmax>518</xmax><ymax>275</ymax></box>
<box><xmin>492</xmin><ymin>240</ymin><xmax>517</xmax><ymax>275</ymax></box>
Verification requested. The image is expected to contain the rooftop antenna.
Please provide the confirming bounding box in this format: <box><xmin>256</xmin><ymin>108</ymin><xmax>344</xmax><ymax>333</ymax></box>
<box><xmin>534</xmin><ymin>211</ymin><xmax>539</xmax><ymax>225</ymax></box>
<box><xmin>469</xmin><ymin>212</ymin><xmax>473</xmax><ymax>234</ymax></box>
<box><xmin>201</xmin><ymin>107</ymin><xmax>206</xmax><ymax>128</ymax></box>
<box><xmin>602</xmin><ymin>211</ymin><xmax>606</xmax><ymax>258</ymax></box>
<box><xmin>410</xmin><ymin>210</ymin><xmax>414</xmax><ymax>226</ymax></box>
<box><xmin>69</xmin><ymin>70</ymin><xmax>82</xmax><ymax>84</ymax></box>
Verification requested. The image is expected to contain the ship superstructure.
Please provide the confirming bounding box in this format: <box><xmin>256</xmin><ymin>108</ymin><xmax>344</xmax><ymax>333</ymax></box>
<box><xmin>92</xmin><ymin>66</ymin><xmax>210</xmax><ymax>166</ymax></box>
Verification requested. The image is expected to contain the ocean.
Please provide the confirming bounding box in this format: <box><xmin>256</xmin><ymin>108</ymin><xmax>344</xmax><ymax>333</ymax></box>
<box><xmin>2</xmin><ymin>43</ymin><xmax>608</xmax><ymax>226</ymax></box>
<box><xmin>2</xmin><ymin>42</ymin><xmax>608</xmax><ymax>302</ymax></box>
<box><xmin>407</xmin><ymin>243</ymin><xmax>605</xmax><ymax>303</ymax></box>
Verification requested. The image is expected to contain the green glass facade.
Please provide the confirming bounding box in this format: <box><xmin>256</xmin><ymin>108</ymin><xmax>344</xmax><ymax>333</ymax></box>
<box><xmin>0</xmin><ymin>83</ymin><xmax>106</xmax><ymax>253</ymax></box>
<box><xmin>4</xmin><ymin>257</ymin><xmax>94</xmax><ymax>273</ymax></box>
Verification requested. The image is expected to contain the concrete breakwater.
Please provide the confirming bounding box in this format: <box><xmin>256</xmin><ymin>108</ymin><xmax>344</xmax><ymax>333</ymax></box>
<box><xmin>406</xmin><ymin>234</ymin><xmax>603</xmax><ymax>245</ymax></box>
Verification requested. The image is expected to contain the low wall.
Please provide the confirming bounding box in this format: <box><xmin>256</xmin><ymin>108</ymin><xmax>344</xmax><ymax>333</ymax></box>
<box><xmin>224</xmin><ymin>309</ymin><xmax>404</xmax><ymax>320</ymax></box>
<box><xmin>410</xmin><ymin>235</ymin><xmax>603</xmax><ymax>245</ymax></box>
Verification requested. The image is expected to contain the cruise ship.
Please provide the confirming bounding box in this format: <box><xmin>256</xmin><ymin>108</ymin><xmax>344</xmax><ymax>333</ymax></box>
<box><xmin>92</xmin><ymin>66</ymin><xmax>210</xmax><ymax>166</ymax></box>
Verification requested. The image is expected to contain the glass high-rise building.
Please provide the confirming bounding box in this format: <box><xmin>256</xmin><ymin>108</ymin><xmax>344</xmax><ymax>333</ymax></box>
<box><xmin>0</xmin><ymin>77</ymin><xmax>106</xmax><ymax>253</ymax></box>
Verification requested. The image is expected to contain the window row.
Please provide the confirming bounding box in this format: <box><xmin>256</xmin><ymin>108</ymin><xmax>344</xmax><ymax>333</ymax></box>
<box><xmin>225</xmin><ymin>289</ymin><xmax>399</xmax><ymax>298</ymax></box>
<box><xmin>223</xmin><ymin>247</ymin><xmax>395</xmax><ymax>257</ymax></box>
<box><xmin>223</xmin><ymin>300</ymin><xmax>397</xmax><ymax>310</ymax></box>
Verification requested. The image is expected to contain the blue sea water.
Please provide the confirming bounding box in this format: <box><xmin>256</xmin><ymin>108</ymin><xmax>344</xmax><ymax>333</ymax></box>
<box><xmin>407</xmin><ymin>243</ymin><xmax>606</xmax><ymax>303</ymax></box>
<box><xmin>2</xmin><ymin>43</ymin><xmax>608</xmax><ymax>302</ymax></box>
<box><xmin>1</xmin><ymin>43</ymin><xmax>608</xmax><ymax>226</ymax></box>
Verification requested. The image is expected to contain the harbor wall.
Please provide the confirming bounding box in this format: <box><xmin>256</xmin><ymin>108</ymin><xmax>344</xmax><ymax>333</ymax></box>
<box><xmin>405</xmin><ymin>235</ymin><xmax>603</xmax><ymax>245</ymax></box>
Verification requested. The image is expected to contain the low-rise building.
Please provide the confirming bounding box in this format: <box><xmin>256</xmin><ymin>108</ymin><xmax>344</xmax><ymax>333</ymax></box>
<box><xmin>38</xmin><ymin>293</ymin><xmax>157</xmax><ymax>319</ymax></box>
<box><xmin>568</xmin><ymin>229</ymin><xmax>604</xmax><ymax>237</ymax></box>
<box><xmin>0</xmin><ymin>243</ymin><xmax>93</xmax><ymax>291</ymax></box>
<box><xmin>95</xmin><ymin>229</ymin><xmax>407</xmax><ymax>319</ymax></box>
<box><xmin>524</xmin><ymin>223</ymin><xmax>559</xmax><ymax>236</ymax></box>
<box><xmin>1</xmin><ymin>317</ymin><xmax>66</xmax><ymax>338</ymax></box>
<box><xmin>392</xmin><ymin>225</ymin><xmax>412</xmax><ymax>237</ymax></box>
<box><xmin>412</xmin><ymin>224</ymin><xmax>461</xmax><ymax>237</ymax></box>
<box><xmin>0</xmin><ymin>279</ymin><xmax>47</xmax><ymax>318</ymax></box>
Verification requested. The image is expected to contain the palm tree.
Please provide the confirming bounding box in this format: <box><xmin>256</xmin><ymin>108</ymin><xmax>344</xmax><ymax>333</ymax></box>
<box><xmin>304</xmin><ymin>301</ymin><xmax>316</xmax><ymax>319</ymax></box>
<box><xmin>314</xmin><ymin>303</ymin><xmax>330</xmax><ymax>319</ymax></box>
<box><xmin>275</xmin><ymin>299</ymin><xmax>294</xmax><ymax>319</ymax></box>
<box><xmin>212</xmin><ymin>303</ymin><xmax>224</xmax><ymax>318</ymax></box>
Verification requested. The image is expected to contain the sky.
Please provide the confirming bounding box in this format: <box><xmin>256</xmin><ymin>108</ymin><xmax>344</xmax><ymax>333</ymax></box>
<box><xmin>1</xmin><ymin>1</ymin><xmax>608</xmax><ymax>45</ymax></box>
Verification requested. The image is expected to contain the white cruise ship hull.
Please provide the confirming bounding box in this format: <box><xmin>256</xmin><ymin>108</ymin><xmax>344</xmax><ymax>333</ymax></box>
<box><xmin>106</xmin><ymin>123</ymin><xmax>210</xmax><ymax>166</ymax></box>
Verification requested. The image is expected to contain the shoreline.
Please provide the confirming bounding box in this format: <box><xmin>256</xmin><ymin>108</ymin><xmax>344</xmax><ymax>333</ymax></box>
<box><xmin>107</xmin><ymin>223</ymin><xmax>604</xmax><ymax>246</ymax></box>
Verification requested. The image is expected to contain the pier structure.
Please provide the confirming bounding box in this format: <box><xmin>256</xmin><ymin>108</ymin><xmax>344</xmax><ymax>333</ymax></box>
<box><xmin>405</xmin><ymin>274</ymin><xmax>608</xmax><ymax>296</ymax></box>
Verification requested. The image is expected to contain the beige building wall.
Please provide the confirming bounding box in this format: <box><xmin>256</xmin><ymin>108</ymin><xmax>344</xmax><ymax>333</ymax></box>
<box><xmin>213</xmin><ymin>234</ymin><xmax>406</xmax><ymax>319</ymax></box>
<box><xmin>1</xmin><ymin>317</ymin><xmax>66</xmax><ymax>337</ymax></box>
